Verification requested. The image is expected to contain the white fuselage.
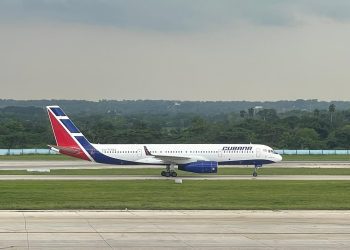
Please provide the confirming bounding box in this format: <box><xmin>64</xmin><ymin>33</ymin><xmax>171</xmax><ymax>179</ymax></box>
<box><xmin>92</xmin><ymin>143</ymin><xmax>282</xmax><ymax>165</ymax></box>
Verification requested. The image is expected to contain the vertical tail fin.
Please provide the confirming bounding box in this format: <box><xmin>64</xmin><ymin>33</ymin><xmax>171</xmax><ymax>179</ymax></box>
<box><xmin>46</xmin><ymin>106</ymin><xmax>92</xmax><ymax>161</ymax></box>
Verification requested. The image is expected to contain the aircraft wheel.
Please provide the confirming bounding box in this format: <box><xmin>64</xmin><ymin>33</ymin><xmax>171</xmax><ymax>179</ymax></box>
<box><xmin>253</xmin><ymin>172</ymin><xmax>258</xmax><ymax>177</ymax></box>
<box><xmin>161</xmin><ymin>171</ymin><xmax>166</xmax><ymax>176</ymax></box>
<box><xmin>171</xmin><ymin>171</ymin><xmax>177</xmax><ymax>177</ymax></box>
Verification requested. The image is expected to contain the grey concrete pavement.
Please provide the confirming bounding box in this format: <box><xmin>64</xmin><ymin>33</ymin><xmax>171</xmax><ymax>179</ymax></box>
<box><xmin>0</xmin><ymin>210</ymin><xmax>349</xmax><ymax>249</ymax></box>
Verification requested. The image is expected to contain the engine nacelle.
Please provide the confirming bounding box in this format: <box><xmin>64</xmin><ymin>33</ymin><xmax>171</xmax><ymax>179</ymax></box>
<box><xmin>178</xmin><ymin>161</ymin><xmax>218</xmax><ymax>173</ymax></box>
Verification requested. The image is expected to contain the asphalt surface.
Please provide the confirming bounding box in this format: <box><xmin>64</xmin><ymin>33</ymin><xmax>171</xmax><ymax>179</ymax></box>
<box><xmin>0</xmin><ymin>210</ymin><xmax>349</xmax><ymax>249</ymax></box>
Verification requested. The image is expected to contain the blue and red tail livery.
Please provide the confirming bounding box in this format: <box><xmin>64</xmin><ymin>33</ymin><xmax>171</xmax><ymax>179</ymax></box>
<box><xmin>47</xmin><ymin>106</ymin><xmax>282</xmax><ymax>177</ymax></box>
<box><xmin>47</xmin><ymin>106</ymin><xmax>91</xmax><ymax>161</ymax></box>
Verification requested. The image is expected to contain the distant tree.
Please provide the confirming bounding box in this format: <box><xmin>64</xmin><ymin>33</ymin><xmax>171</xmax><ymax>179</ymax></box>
<box><xmin>239</xmin><ymin>110</ymin><xmax>246</xmax><ymax>118</ymax></box>
<box><xmin>295</xmin><ymin>128</ymin><xmax>322</xmax><ymax>149</ymax></box>
<box><xmin>248</xmin><ymin>108</ymin><xmax>254</xmax><ymax>118</ymax></box>
<box><xmin>256</xmin><ymin>109</ymin><xmax>278</xmax><ymax>122</ymax></box>
<box><xmin>329</xmin><ymin>104</ymin><xmax>336</xmax><ymax>124</ymax></box>
<box><xmin>313</xmin><ymin>109</ymin><xmax>320</xmax><ymax>118</ymax></box>
<box><xmin>216</xmin><ymin>127</ymin><xmax>253</xmax><ymax>144</ymax></box>
<box><xmin>180</xmin><ymin>117</ymin><xmax>212</xmax><ymax>143</ymax></box>
<box><xmin>277</xmin><ymin>131</ymin><xmax>294</xmax><ymax>148</ymax></box>
<box><xmin>2</xmin><ymin>104</ymin><xmax>350</xmax><ymax>149</ymax></box>
<box><xmin>327</xmin><ymin>125</ymin><xmax>350</xmax><ymax>148</ymax></box>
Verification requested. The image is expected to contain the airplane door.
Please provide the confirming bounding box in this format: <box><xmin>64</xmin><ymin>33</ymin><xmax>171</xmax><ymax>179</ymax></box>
<box><xmin>218</xmin><ymin>150</ymin><xmax>222</xmax><ymax>158</ymax></box>
<box><xmin>256</xmin><ymin>148</ymin><xmax>261</xmax><ymax>158</ymax></box>
<box><xmin>137</xmin><ymin>149</ymin><xmax>142</xmax><ymax>157</ymax></box>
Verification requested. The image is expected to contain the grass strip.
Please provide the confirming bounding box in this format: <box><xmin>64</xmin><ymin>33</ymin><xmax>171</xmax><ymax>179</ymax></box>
<box><xmin>0</xmin><ymin>180</ymin><xmax>349</xmax><ymax>210</ymax></box>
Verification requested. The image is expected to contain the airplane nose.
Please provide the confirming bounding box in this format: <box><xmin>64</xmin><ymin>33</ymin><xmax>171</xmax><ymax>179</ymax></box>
<box><xmin>276</xmin><ymin>154</ymin><xmax>283</xmax><ymax>162</ymax></box>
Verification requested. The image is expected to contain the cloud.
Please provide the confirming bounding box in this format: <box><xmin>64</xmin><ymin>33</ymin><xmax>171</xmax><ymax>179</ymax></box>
<box><xmin>2</xmin><ymin>18</ymin><xmax>350</xmax><ymax>101</ymax></box>
<box><xmin>1</xmin><ymin>0</ymin><xmax>350</xmax><ymax>31</ymax></box>
<box><xmin>2</xmin><ymin>1</ymin><xmax>350</xmax><ymax>101</ymax></box>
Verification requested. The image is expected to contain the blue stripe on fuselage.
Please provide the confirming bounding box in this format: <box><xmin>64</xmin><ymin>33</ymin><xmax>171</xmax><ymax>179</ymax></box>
<box><xmin>74</xmin><ymin>136</ymin><xmax>137</xmax><ymax>165</ymax></box>
<box><xmin>218</xmin><ymin>160</ymin><xmax>275</xmax><ymax>166</ymax></box>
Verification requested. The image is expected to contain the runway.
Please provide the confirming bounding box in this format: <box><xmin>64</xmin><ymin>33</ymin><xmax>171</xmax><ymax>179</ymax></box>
<box><xmin>0</xmin><ymin>210</ymin><xmax>349</xmax><ymax>249</ymax></box>
<box><xmin>1</xmin><ymin>174</ymin><xmax>350</xmax><ymax>180</ymax></box>
<box><xmin>1</xmin><ymin>160</ymin><xmax>350</xmax><ymax>180</ymax></box>
<box><xmin>0</xmin><ymin>160</ymin><xmax>350</xmax><ymax>170</ymax></box>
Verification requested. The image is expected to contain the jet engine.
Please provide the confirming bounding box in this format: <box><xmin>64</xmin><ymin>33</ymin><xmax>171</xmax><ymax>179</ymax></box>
<box><xmin>178</xmin><ymin>161</ymin><xmax>218</xmax><ymax>173</ymax></box>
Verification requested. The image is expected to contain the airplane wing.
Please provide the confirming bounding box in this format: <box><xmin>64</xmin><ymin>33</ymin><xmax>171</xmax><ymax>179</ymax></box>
<box><xmin>144</xmin><ymin>146</ymin><xmax>193</xmax><ymax>164</ymax></box>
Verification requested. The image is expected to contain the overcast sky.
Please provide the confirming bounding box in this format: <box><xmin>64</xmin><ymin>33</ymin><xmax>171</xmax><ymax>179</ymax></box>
<box><xmin>1</xmin><ymin>0</ymin><xmax>350</xmax><ymax>101</ymax></box>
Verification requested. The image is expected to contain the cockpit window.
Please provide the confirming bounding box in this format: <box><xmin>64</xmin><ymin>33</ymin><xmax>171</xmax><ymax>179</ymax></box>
<box><xmin>264</xmin><ymin>149</ymin><xmax>279</xmax><ymax>154</ymax></box>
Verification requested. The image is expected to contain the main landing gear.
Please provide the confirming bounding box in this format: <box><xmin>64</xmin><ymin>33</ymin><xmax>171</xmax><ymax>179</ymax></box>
<box><xmin>161</xmin><ymin>164</ymin><xmax>177</xmax><ymax>177</ymax></box>
<box><xmin>253</xmin><ymin>164</ymin><xmax>262</xmax><ymax>177</ymax></box>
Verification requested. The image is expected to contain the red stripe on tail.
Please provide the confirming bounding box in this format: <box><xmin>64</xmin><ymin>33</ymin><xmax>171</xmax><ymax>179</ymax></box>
<box><xmin>47</xmin><ymin>109</ymin><xmax>90</xmax><ymax>161</ymax></box>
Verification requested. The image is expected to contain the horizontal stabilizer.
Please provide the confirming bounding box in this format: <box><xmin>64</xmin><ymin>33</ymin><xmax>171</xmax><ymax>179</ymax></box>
<box><xmin>48</xmin><ymin>144</ymin><xmax>81</xmax><ymax>155</ymax></box>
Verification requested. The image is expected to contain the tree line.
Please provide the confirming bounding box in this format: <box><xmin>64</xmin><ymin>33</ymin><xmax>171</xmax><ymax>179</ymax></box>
<box><xmin>0</xmin><ymin>105</ymin><xmax>350</xmax><ymax>149</ymax></box>
<box><xmin>2</xmin><ymin>99</ymin><xmax>350</xmax><ymax>115</ymax></box>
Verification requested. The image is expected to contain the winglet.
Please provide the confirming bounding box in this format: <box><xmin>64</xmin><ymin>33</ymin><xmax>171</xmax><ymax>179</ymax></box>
<box><xmin>144</xmin><ymin>146</ymin><xmax>152</xmax><ymax>156</ymax></box>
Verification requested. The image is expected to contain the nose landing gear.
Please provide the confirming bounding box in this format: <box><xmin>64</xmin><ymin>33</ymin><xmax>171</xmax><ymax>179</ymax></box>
<box><xmin>253</xmin><ymin>164</ymin><xmax>262</xmax><ymax>177</ymax></box>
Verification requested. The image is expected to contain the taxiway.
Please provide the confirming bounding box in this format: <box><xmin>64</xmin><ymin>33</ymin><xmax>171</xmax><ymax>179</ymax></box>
<box><xmin>0</xmin><ymin>210</ymin><xmax>349</xmax><ymax>249</ymax></box>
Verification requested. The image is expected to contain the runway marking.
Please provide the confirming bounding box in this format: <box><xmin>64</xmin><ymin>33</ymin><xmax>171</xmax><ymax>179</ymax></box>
<box><xmin>21</xmin><ymin>212</ymin><xmax>29</xmax><ymax>250</ymax></box>
<box><xmin>79</xmin><ymin>212</ymin><xmax>113</xmax><ymax>249</ymax></box>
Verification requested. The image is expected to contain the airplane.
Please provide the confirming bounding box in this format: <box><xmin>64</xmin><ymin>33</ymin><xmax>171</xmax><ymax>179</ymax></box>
<box><xmin>47</xmin><ymin>106</ymin><xmax>282</xmax><ymax>177</ymax></box>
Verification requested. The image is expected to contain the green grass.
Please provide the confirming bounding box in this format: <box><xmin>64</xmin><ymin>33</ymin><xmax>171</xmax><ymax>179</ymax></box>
<box><xmin>0</xmin><ymin>154</ymin><xmax>76</xmax><ymax>161</ymax></box>
<box><xmin>1</xmin><ymin>167</ymin><xmax>350</xmax><ymax>175</ymax></box>
<box><xmin>0</xmin><ymin>180</ymin><xmax>349</xmax><ymax>210</ymax></box>
<box><xmin>3</xmin><ymin>167</ymin><xmax>350</xmax><ymax>176</ymax></box>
